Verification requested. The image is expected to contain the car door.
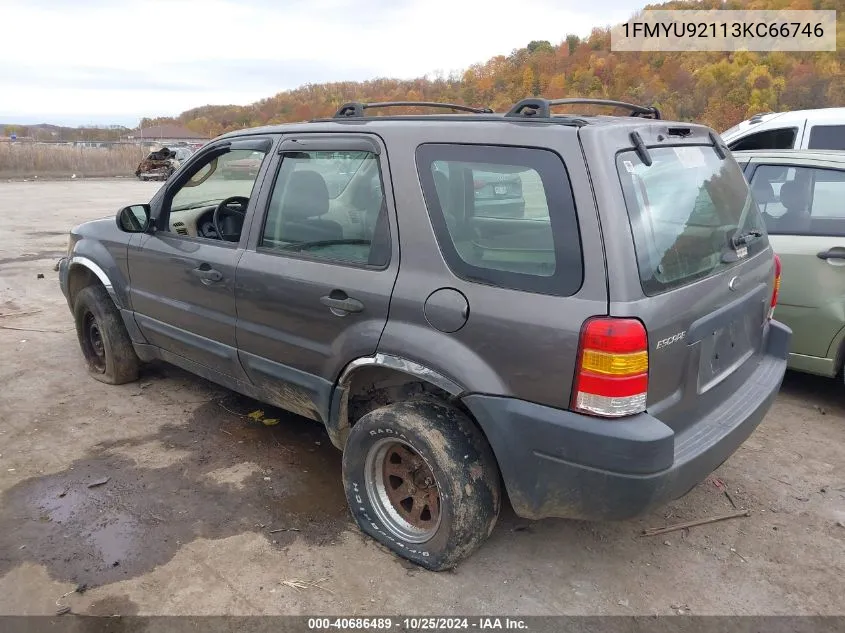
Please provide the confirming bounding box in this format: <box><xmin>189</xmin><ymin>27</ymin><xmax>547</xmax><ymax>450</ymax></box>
<box><xmin>748</xmin><ymin>160</ymin><xmax>845</xmax><ymax>372</ymax></box>
<box><xmin>235</xmin><ymin>135</ymin><xmax>399</xmax><ymax>422</ymax></box>
<box><xmin>128</xmin><ymin>136</ymin><xmax>276</xmax><ymax>381</ymax></box>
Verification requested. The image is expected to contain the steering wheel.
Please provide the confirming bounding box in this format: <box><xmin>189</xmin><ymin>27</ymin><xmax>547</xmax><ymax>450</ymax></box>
<box><xmin>212</xmin><ymin>196</ymin><xmax>249</xmax><ymax>242</ymax></box>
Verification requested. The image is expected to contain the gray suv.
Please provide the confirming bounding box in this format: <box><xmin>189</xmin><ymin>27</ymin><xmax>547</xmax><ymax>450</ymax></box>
<box><xmin>58</xmin><ymin>98</ymin><xmax>790</xmax><ymax>571</ymax></box>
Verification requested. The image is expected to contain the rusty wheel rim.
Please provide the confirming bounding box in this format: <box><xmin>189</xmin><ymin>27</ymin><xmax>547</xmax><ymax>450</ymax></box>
<box><xmin>82</xmin><ymin>311</ymin><xmax>106</xmax><ymax>374</ymax></box>
<box><xmin>364</xmin><ymin>438</ymin><xmax>441</xmax><ymax>543</ymax></box>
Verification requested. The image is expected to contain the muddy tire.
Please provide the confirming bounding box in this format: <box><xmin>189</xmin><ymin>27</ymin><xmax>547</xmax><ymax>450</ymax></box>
<box><xmin>73</xmin><ymin>284</ymin><xmax>140</xmax><ymax>385</ymax></box>
<box><xmin>342</xmin><ymin>400</ymin><xmax>501</xmax><ymax>571</ymax></box>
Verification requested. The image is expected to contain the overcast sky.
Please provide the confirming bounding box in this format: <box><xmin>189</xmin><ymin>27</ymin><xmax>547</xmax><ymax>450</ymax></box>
<box><xmin>1</xmin><ymin>0</ymin><xmax>644</xmax><ymax>127</ymax></box>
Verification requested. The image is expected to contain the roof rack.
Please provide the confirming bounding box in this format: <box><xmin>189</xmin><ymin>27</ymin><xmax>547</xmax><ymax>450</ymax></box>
<box><xmin>334</xmin><ymin>101</ymin><xmax>494</xmax><ymax>118</ymax></box>
<box><xmin>505</xmin><ymin>98</ymin><xmax>661</xmax><ymax>120</ymax></box>
<box><xmin>749</xmin><ymin>111</ymin><xmax>774</xmax><ymax>124</ymax></box>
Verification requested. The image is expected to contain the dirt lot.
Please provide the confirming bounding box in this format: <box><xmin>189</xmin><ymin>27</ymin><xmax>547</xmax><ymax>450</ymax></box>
<box><xmin>0</xmin><ymin>179</ymin><xmax>843</xmax><ymax>616</ymax></box>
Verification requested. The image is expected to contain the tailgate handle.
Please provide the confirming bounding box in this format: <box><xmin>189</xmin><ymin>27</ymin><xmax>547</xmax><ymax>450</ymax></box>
<box><xmin>817</xmin><ymin>247</ymin><xmax>845</xmax><ymax>260</ymax></box>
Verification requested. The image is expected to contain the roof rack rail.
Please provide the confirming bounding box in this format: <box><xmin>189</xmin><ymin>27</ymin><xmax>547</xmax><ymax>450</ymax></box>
<box><xmin>334</xmin><ymin>101</ymin><xmax>494</xmax><ymax>118</ymax></box>
<box><xmin>505</xmin><ymin>98</ymin><xmax>661</xmax><ymax>120</ymax></box>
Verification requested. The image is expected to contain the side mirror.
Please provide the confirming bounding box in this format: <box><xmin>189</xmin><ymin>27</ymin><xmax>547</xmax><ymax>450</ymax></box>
<box><xmin>116</xmin><ymin>204</ymin><xmax>151</xmax><ymax>233</ymax></box>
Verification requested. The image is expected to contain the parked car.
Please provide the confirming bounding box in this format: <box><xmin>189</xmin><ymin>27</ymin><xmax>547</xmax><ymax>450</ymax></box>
<box><xmin>58</xmin><ymin>98</ymin><xmax>789</xmax><ymax>571</ymax></box>
<box><xmin>722</xmin><ymin>108</ymin><xmax>845</xmax><ymax>152</ymax></box>
<box><xmin>221</xmin><ymin>151</ymin><xmax>263</xmax><ymax>179</ymax></box>
<box><xmin>736</xmin><ymin>149</ymin><xmax>845</xmax><ymax>379</ymax></box>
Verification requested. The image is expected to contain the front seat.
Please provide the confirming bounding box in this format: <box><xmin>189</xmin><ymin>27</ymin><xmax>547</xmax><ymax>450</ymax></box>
<box><xmin>279</xmin><ymin>170</ymin><xmax>344</xmax><ymax>243</ymax></box>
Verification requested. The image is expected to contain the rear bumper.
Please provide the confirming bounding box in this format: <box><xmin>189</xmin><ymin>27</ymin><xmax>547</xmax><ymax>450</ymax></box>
<box><xmin>462</xmin><ymin>320</ymin><xmax>790</xmax><ymax>521</ymax></box>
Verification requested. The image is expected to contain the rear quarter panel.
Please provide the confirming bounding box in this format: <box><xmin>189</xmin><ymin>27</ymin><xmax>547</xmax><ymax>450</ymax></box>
<box><xmin>374</xmin><ymin>120</ymin><xmax>608</xmax><ymax>408</ymax></box>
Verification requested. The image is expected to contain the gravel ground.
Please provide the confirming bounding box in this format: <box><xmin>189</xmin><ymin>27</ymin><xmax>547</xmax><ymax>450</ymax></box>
<box><xmin>0</xmin><ymin>179</ymin><xmax>843</xmax><ymax>616</ymax></box>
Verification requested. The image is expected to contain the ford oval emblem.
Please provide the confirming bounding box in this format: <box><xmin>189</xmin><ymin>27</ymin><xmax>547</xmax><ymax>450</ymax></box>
<box><xmin>729</xmin><ymin>275</ymin><xmax>741</xmax><ymax>291</ymax></box>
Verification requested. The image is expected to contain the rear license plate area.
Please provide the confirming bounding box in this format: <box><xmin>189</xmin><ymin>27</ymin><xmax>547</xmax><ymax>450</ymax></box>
<box><xmin>697</xmin><ymin>316</ymin><xmax>755</xmax><ymax>392</ymax></box>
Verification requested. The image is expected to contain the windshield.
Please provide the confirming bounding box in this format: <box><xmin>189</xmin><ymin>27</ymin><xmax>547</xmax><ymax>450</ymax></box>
<box><xmin>617</xmin><ymin>145</ymin><xmax>767</xmax><ymax>295</ymax></box>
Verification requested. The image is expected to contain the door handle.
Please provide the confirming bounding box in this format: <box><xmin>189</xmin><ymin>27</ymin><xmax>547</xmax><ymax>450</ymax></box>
<box><xmin>817</xmin><ymin>247</ymin><xmax>845</xmax><ymax>260</ymax></box>
<box><xmin>190</xmin><ymin>265</ymin><xmax>223</xmax><ymax>283</ymax></box>
<box><xmin>320</xmin><ymin>291</ymin><xmax>364</xmax><ymax>314</ymax></box>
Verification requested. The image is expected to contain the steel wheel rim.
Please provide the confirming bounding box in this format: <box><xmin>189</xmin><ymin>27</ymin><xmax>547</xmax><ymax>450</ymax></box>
<box><xmin>364</xmin><ymin>438</ymin><xmax>442</xmax><ymax>544</ymax></box>
<box><xmin>83</xmin><ymin>312</ymin><xmax>106</xmax><ymax>373</ymax></box>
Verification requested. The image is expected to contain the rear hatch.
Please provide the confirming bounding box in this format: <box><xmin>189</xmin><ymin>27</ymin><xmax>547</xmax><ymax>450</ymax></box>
<box><xmin>612</xmin><ymin>138</ymin><xmax>776</xmax><ymax>432</ymax></box>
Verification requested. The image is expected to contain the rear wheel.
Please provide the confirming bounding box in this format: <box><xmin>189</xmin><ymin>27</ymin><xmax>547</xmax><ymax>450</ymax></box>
<box><xmin>342</xmin><ymin>400</ymin><xmax>500</xmax><ymax>571</ymax></box>
<box><xmin>73</xmin><ymin>285</ymin><xmax>140</xmax><ymax>384</ymax></box>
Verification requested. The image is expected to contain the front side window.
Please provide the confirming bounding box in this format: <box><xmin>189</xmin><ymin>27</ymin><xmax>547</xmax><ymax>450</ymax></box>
<box><xmin>166</xmin><ymin>147</ymin><xmax>269</xmax><ymax>240</ymax></box>
<box><xmin>751</xmin><ymin>164</ymin><xmax>845</xmax><ymax>236</ymax></box>
<box><xmin>617</xmin><ymin>145</ymin><xmax>767</xmax><ymax>295</ymax></box>
<box><xmin>171</xmin><ymin>148</ymin><xmax>267</xmax><ymax>213</ymax></box>
<box><xmin>259</xmin><ymin>150</ymin><xmax>390</xmax><ymax>267</ymax></box>
<box><xmin>416</xmin><ymin>144</ymin><xmax>583</xmax><ymax>296</ymax></box>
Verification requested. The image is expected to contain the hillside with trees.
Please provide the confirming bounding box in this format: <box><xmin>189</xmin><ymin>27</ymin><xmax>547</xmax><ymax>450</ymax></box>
<box><xmin>8</xmin><ymin>0</ymin><xmax>843</xmax><ymax>141</ymax></box>
<box><xmin>137</xmin><ymin>0</ymin><xmax>841</xmax><ymax>136</ymax></box>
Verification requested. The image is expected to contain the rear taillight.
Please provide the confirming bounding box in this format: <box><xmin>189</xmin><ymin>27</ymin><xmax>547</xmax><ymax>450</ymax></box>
<box><xmin>571</xmin><ymin>317</ymin><xmax>648</xmax><ymax>418</ymax></box>
<box><xmin>769</xmin><ymin>254</ymin><xmax>781</xmax><ymax>319</ymax></box>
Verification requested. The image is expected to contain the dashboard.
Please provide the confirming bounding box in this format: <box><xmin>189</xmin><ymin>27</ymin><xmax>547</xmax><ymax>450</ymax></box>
<box><xmin>169</xmin><ymin>205</ymin><xmax>220</xmax><ymax>239</ymax></box>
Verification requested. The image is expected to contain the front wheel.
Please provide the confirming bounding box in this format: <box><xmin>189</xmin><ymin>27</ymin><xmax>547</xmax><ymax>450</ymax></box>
<box><xmin>342</xmin><ymin>400</ymin><xmax>501</xmax><ymax>571</ymax></box>
<box><xmin>73</xmin><ymin>285</ymin><xmax>140</xmax><ymax>384</ymax></box>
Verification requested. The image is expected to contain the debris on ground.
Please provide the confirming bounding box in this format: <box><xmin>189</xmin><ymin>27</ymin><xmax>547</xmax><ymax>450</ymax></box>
<box><xmin>281</xmin><ymin>578</ymin><xmax>333</xmax><ymax>593</ymax></box>
<box><xmin>87</xmin><ymin>477</ymin><xmax>110</xmax><ymax>488</ymax></box>
<box><xmin>36</xmin><ymin>273</ymin><xmax>44</xmax><ymax>279</ymax></box>
<box><xmin>246</xmin><ymin>409</ymin><xmax>279</xmax><ymax>426</ymax></box>
<box><xmin>709</xmin><ymin>476</ymin><xmax>739</xmax><ymax>509</ymax></box>
<box><xmin>55</xmin><ymin>606</ymin><xmax>71</xmax><ymax>616</ymax></box>
<box><xmin>670</xmin><ymin>603</ymin><xmax>691</xmax><ymax>615</ymax></box>
<box><xmin>814</xmin><ymin>405</ymin><xmax>827</xmax><ymax>415</ymax></box>
<box><xmin>730</xmin><ymin>547</ymin><xmax>748</xmax><ymax>563</ymax></box>
<box><xmin>642</xmin><ymin>510</ymin><xmax>751</xmax><ymax>537</ymax></box>
<box><xmin>269</xmin><ymin>527</ymin><xmax>300</xmax><ymax>533</ymax></box>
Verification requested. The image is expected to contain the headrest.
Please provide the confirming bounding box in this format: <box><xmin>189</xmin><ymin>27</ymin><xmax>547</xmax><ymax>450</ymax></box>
<box><xmin>751</xmin><ymin>179</ymin><xmax>775</xmax><ymax>204</ymax></box>
<box><xmin>281</xmin><ymin>170</ymin><xmax>329</xmax><ymax>220</ymax></box>
<box><xmin>351</xmin><ymin>175</ymin><xmax>382</xmax><ymax>212</ymax></box>
<box><xmin>779</xmin><ymin>180</ymin><xmax>808</xmax><ymax>213</ymax></box>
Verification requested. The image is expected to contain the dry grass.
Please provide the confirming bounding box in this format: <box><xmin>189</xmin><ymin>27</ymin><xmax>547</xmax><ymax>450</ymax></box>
<box><xmin>0</xmin><ymin>143</ymin><xmax>147</xmax><ymax>178</ymax></box>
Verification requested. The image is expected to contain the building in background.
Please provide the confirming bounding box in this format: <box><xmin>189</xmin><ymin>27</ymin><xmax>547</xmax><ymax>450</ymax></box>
<box><xmin>128</xmin><ymin>124</ymin><xmax>210</xmax><ymax>149</ymax></box>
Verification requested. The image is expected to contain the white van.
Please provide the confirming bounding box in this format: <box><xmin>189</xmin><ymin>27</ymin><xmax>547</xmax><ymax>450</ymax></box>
<box><xmin>722</xmin><ymin>108</ymin><xmax>845</xmax><ymax>151</ymax></box>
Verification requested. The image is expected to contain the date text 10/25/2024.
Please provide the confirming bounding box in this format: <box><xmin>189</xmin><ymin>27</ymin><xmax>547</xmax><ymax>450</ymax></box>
<box><xmin>307</xmin><ymin>617</ymin><xmax>529</xmax><ymax>631</ymax></box>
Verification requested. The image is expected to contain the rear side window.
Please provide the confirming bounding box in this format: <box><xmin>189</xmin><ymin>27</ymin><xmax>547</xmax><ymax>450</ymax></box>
<box><xmin>750</xmin><ymin>164</ymin><xmax>845</xmax><ymax>236</ymax></box>
<box><xmin>416</xmin><ymin>144</ymin><xmax>582</xmax><ymax>296</ymax></box>
<box><xmin>617</xmin><ymin>145</ymin><xmax>767</xmax><ymax>295</ymax></box>
<box><xmin>808</xmin><ymin>125</ymin><xmax>845</xmax><ymax>150</ymax></box>
<box><xmin>728</xmin><ymin>128</ymin><xmax>797</xmax><ymax>151</ymax></box>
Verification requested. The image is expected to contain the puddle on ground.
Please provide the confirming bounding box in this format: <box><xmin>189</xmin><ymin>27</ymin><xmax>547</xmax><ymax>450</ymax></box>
<box><xmin>0</xmin><ymin>385</ymin><xmax>349</xmax><ymax>588</ymax></box>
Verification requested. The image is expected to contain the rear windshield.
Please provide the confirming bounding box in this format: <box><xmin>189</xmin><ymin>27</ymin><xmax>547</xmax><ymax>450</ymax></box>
<box><xmin>617</xmin><ymin>145</ymin><xmax>768</xmax><ymax>295</ymax></box>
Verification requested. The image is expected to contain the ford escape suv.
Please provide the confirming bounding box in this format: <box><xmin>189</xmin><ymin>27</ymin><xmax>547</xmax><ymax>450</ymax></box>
<box><xmin>58</xmin><ymin>98</ymin><xmax>790</xmax><ymax>571</ymax></box>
